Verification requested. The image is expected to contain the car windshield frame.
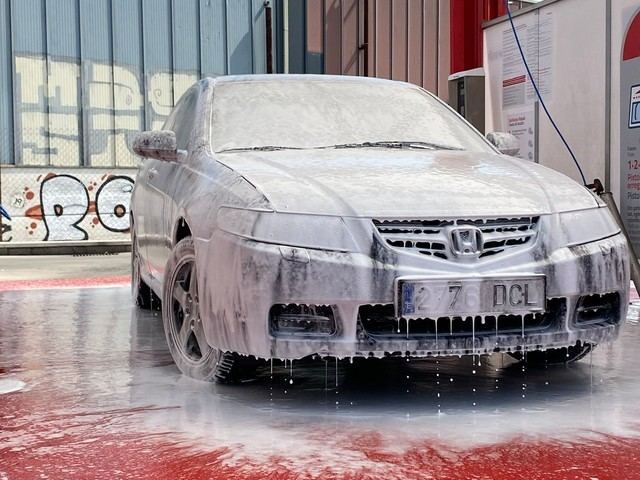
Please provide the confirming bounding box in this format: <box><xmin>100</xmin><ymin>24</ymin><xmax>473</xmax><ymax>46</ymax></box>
<box><xmin>209</xmin><ymin>78</ymin><xmax>496</xmax><ymax>155</ymax></box>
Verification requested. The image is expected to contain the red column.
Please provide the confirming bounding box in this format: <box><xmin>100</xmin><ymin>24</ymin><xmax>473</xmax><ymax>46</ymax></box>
<box><xmin>484</xmin><ymin>0</ymin><xmax>507</xmax><ymax>22</ymax></box>
<box><xmin>450</xmin><ymin>0</ymin><xmax>506</xmax><ymax>75</ymax></box>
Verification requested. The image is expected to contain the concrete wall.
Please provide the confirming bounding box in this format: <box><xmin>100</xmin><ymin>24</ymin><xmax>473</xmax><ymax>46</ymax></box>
<box><xmin>0</xmin><ymin>167</ymin><xmax>136</xmax><ymax>244</ymax></box>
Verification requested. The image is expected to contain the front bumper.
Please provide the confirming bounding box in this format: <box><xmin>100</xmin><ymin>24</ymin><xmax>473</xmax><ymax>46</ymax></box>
<box><xmin>195</xmin><ymin>231</ymin><xmax>629</xmax><ymax>360</ymax></box>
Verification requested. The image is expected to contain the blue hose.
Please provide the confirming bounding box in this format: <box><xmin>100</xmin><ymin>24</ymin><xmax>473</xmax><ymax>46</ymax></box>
<box><xmin>0</xmin><ymin>205</ymin><xmax>10</xmax><ymax>221</ymax></box>
<box><xmin>504</xmin><ymin>0</ymin><xmax>587</xmax><ymax>185</ymax></box>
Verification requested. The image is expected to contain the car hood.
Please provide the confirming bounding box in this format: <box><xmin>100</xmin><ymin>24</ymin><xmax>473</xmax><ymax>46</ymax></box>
<box><xmin>215</xmin><ymin>149</ymin><xmax>598</xmax><ymax>218</ymax></box>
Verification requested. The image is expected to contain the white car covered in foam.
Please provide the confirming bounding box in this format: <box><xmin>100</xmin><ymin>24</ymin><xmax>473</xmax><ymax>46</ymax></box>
<box><xmin>130</xmin><ymin>75</ymin><xmax>629</xmax><ymax>382</ymax></box>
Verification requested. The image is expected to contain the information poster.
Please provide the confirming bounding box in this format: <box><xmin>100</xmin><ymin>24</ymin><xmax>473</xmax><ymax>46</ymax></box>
<box><xmin>502</xmin><ymin>11</ymin><xmax>553</xmax><ymax>108</ymax></box>
<box><xmin>505</xmin><ymin>107</ymin><xmax>536</xmax><ymax>161</ymax></box>
<box><xmin>620</xmin><ymin>7</ymin><xmax>640</xmax><ymax>253</ymax></box>
<box><xmin>502</xmin><ymin>24</ymin><xmax>528</xmax><ymax>107</ymax></box>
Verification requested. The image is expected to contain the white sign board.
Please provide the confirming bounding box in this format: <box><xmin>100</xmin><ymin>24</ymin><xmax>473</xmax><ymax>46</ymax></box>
<box><xmin>505</xmin><ymin>107</ymin><xmax>536</xmax><ymax>161</ymax></box>
<box><xmin>620</xmin><ymin>8</ymin><xmax>640</xmax><ymax>252</ymax></box>
<box><xmin>501</xmin><ymin>12</ymin><xmax>553</xmax><ymax>108</ymax></box>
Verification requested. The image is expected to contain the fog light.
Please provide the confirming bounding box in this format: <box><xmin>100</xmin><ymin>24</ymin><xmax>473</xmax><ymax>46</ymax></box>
<box><xmin>269</xmin><ymin>304</ymin><xmax>336</xmax><ymax>337</ymax></box>
<box><xmin>575</xmin><ymin>292</ymin><xmax>620</xmax><ymax>325</ymax></box>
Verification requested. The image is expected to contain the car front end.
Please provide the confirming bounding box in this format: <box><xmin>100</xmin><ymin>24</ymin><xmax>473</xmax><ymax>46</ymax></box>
<box><xmin>193</xmin><ymin>76</ymin><xmax>630</xmax><ymax>363</ymax></box>
<box><xmin>195</xmin><ymin>204</ymin><xmax>629</xmax><ymax>360</ymax></box>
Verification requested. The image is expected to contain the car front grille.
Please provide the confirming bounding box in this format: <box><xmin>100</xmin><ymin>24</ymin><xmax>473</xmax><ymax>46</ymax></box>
<box><xmin>373</xmin><ymin>216</ymin><xmax>540</xmax><ymax>260</ymax></box>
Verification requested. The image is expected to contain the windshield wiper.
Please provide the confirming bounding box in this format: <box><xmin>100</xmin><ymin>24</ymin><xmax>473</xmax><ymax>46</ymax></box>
<box><xmin>218</xmin><ymin>145</ymin><xmax>304</xmax><ymax>153</ymax></box>
<box><xmin>219</xmin><ymin>141</ymin><xmax>463</xmax><ymax>153</ymax></box>
<box><xmin>332</xmin><ymin>141</ymin><xmax>463</xmax><ymax>151</ymax></box>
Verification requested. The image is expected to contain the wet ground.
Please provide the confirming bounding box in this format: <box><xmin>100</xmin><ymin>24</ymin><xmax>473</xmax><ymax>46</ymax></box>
<box><xmin>2</xmin><ymin>262</ymin><xmax>640</xmax><ymax>479</ymax></box>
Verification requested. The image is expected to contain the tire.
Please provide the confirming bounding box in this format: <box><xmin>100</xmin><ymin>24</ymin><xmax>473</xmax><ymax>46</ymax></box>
<box><xmin>510</xmin><ymin>341</ymin><xmax>594</xmax><ymax>366</ymax></box>
<box><xmin>131</xmin><ymin>232</ymin><xmax>157</xmax><ymax>310</ymax></box>
<box><xmin>162</xmin><ymin>237</ymin><xmax>257</xmax><ymax>383</ymax></box>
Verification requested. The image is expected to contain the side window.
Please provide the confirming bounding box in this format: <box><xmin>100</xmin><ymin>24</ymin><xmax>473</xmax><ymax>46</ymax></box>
<box><xmin>172</xmin><ymin>89</ymin><xmax>199</xmax><ymax>151</ymax></box>
<box><xmin>161</xmin><ymin>103</ymin><xmax>178</xmax><ymax>132</ymax></box>
<box><xmin>161</xmin><ymin>88</ymin><xmax>199</xmax><ymax>151</ymax></box>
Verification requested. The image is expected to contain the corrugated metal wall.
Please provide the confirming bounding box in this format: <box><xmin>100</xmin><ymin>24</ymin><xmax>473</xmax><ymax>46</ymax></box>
<box><xmin>0</xmin><ymin>0</ymin><xmax>278</xmax><ymax>167</ymax></box>
<box><xmin>288</xmin><ymin>0</ymin><xmax>450</xmax><ymax>98</ymax></box>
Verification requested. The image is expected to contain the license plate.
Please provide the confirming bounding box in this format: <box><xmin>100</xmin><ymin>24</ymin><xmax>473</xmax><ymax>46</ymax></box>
<box><xmin>397</xmin><ymin>276</ymin><xmax>546</xmax><ymax>319</ymax></box>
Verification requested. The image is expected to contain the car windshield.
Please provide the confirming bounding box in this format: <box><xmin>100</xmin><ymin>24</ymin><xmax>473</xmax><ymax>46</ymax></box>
<box><xmin>211</xmin><ymin>78</ymin><xmax>494</xmax><ymax>154</ymax></box>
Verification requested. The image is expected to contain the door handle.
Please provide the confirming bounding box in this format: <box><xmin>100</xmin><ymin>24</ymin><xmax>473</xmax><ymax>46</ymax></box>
<box><xmin>148</xmin><ymin>167</ymin><xmax>159</xmax><ymax>179</ymax></box>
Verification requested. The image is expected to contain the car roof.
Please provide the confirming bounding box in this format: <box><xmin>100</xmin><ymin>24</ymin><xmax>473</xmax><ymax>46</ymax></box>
<box><xmin>202</xmin><ymin>74</ymin><xmax>421</xmax><ymax>90</ymax></box>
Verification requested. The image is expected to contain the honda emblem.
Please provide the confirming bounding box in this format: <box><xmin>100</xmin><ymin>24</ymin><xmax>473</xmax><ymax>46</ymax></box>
<box><xmin>450</xmin><ymin>226</ymin><xmax>483</xmax><ymax>257</ymax></box>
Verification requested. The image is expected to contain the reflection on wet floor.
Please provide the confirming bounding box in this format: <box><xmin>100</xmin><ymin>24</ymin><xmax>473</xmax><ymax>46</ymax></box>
<box><xmin>2</xmin><ymin>286</ymin><xmax>640</xmax><ymax>478</ymax></box>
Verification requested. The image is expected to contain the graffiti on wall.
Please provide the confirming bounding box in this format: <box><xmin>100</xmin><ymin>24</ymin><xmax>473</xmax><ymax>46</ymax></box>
<box><xmin>0</xmin><ymin>169</ymin><xmax>136</xmax><ymax>243</ymax></box>
<box><xmin>0</xmin><ymin>205</ymin><xmax>10</xmax><ymax>241</ymax></box>
<box><xmin>12</xmin><ymin>54</ymin><xmax>197</xmax><ymax>167</ymax></box>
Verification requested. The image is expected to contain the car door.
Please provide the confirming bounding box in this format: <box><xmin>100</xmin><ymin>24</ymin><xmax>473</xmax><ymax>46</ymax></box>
<box><xmin>132</xmin><ymin>151</ymin><xmax>159</xmax><ymax>277</ymax></box>
<box><xmin>144</xmin><ymin>86</ymin><xmax>199</xmax><ymax>289</ymax></box>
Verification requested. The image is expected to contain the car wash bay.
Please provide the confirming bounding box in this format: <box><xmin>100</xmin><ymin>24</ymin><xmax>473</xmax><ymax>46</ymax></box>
<box><xmin>2</xmin><ymin>0</ymin><xmax>640</xmax><ymax>478</ymax></box>
<box><xmin>1</xmin><ymin>256</ymin><xmax>640</xmax><ymax>479</ymax></box>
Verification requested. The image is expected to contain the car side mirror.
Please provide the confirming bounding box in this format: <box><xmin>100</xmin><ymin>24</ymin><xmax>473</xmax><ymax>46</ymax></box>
<box><xmin>486</xmin><ymin>132</ymin><xmax>520</xmax><ymax>156</ymax></box>
<box><xmin>132</xmin><ymin>130</ymin><xmax>184</xmax><ymax>162</ymax></box>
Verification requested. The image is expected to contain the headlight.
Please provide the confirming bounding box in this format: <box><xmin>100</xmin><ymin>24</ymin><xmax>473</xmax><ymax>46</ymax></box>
<box><xmin>555</xmin><ymin>207</ymin><xmax>620</xmax><ymax>247</ymax></box>
<box><xmin>217</xmin><ymin>206</ymin><xmax>356</xmax><ymax>251</ymax></box>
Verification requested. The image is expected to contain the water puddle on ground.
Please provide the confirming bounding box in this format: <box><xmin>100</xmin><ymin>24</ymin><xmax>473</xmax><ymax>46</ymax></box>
<box><xmin>3</xmin><ymin>286</ymin><xmax>640</xmax><ymax>478</ymax></box>
<box><xmin>0</xmin><ymin>378</ymin><xmax>26</xmax><ymax>395</ymax></box>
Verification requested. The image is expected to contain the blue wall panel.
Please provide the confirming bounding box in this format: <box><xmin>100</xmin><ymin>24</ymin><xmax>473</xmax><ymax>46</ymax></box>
<box><xmin>79</xmin><ymin>0</ymin><xmax>115</xmax><ymax>166</ymax></box>
<box><xmin>79</xmin><ymin>0</ymin><xmax>113</xmax><ymax>62</ymax></box>
<box><xmin>46</xmin><ymin>0</ymin><xmax>82</xmax><ymax>166</ymax></box>
<box><xmin>173</xmin><ymin>0</ymin><xmax>201</xmax><ymax>100</ymax></box>
<box><xmin>10</xmin><ymin>0</ymin><xmax>46</xmax><ymax>54</ymax></box>
<box><xmin>226</xmin><ymin>0</ymin><xmax>253</xmax><ymax>74</ymax></box>
<box><xmin>142</xmin><ymin>0</ymin><xmax>174</xmax><ymax>130</ymax></box>
<box><xmin>251</xmin><ymin>0</ymin><xmax>266</xmax><ymax>73</ymax></box>
<box><xmin>11</xmin><ymin>0</ymin><xmax>47</xmax><ymax>165</ymax></box>
<box><xmin>287</xmin><ymin>0</ymin><xmax>306</xmax><ymax>74</ymax></box>
<box><xmin>0</xmin><ymin>0</ymin><xmax>14</xmax><ymax>164</ymax></box>
<box><xmin>142</xmin><ymin>0</ymin><xmax>173</xmax><ymax>73</ymax></box>
<box><xmin>112</xmin><ymin>0</ymin><xmax>144</xmax><ymax>67</ymax></box>
<box><xmin>1</xmin><ymin>0</ymin><xmax>278</xmax><ymax>166</ymax></box>
<box><xmin>200</xmin><ymin>0</ymin><xmax>227</xmax><ymax>76</ymax></box>
<box><xmin>173</xmin><ymin>0</ymin><xmax>201</xmax><ymax>73</ymax></box>
<box><xmin>112</xmin><ymin>0</ymin><xmax>145</xmax><ymax>166</ymax></box>
<box><xmin>46</xmin><ymin>0</ymin><xmax>80</xmax><ymax>58</ymax></box>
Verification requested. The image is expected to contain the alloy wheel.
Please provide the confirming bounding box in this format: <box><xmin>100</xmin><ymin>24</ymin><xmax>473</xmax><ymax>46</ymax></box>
<box><xmin>167</xmin><ymin>257</ymin><xmax>212</xmax><ymax>364</ymax></box>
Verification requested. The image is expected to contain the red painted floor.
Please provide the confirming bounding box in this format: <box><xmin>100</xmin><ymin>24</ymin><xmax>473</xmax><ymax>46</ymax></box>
<box><xmin>2</xmin><ymin>281</ymin><xmax>640</xmax><ymax>479</ymax></box>
<box><xmin>0</xmin><ymin>274</ymin><xmax>130</xmax><ymax>292</ymax></box>
<box><xmin>3</xmin><ymin>428</ymin><xmax>640</xmax><ymax>479</ymax></box>
<box><xmin>2</xmin><ymin>387</ymin><xmax>640</xmax><ymax>480</ymax></box>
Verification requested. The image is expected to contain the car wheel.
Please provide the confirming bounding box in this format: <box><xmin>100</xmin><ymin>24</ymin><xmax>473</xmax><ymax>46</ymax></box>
<box><xmin>510</xmin><ymin>341</ymin><xmax>594</xmax><ymax>366</ymax></box>
<box><xmin>131</xmin><ymin>232</ymin><xmax>156</xmax><ymax>310</ymax></box>
<box><xmin>163</xmin><ymin>237</ymin><xmax>257</xmax><ymax>383</ymax></box>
